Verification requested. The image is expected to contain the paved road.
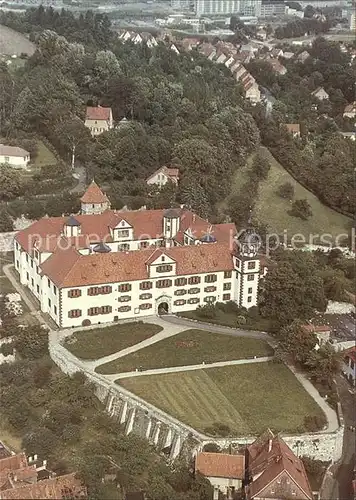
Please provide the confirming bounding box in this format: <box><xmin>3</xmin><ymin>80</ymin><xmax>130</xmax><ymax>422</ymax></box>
<box><xmin>105</xmin><ymin>356</ymin><xmax>274</xmax><ymax>382</ymax></box>
<box><xmin>70</xmin><ymin>165</ymin><xmax>86</xmax><ymax>194</ymax></box>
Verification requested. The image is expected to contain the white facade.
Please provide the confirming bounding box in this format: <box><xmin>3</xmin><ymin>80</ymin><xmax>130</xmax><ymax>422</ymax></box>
<box><xmin>0</xmin><ymin>149</ymin><xmax>30</xmax><ymax>168</ymax></box>
<box><xmin>342</xmin><ymin>350</ymin><xmax>356</xmax><ymax>386</ymax></box>
<box><xmin>207</xmin><ymin>476</ymin><xmax>242</xmax><ymax>500</ymax></box>
<box><xmin>14</xmin><ymin>188</ymin><xmax>265</xmax><ymax>328</ymax></box>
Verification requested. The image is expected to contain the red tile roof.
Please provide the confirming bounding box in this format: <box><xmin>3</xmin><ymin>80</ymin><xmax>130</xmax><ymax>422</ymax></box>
<box><xmin>344</xmin><ymin>347</ymin><xmax>356</xmax><ymax>363</ymax></box>
<box><xmin>286</xmin><ymin>124</ymin><xmax>300</xmax><ymax>134</ymax></box>
<box><xmin>303</xmin><ymin>324</ymin><xmax>331</xmax><ymax>333</ymax></box>
<box><xmin>80</xmin><ymin>181</ymin><xmax>110</xmax><ymax>204</ymax></box>
<box><xmin>146</xmin><ymin>166</ymin><xmax>179</xmax><ymax>182</ymax></box>
<box><xmin>0</xmin><ymin>473</ymin><xmax>86</xmax><ymax>499</ymax></box>
<box><xmin>0</xmin><ymin>454</ymin><xmax>28</xmax><ymax>474</ymax></box>
<box><xmin>0</xmin><ymin>145</ymin><xmax>30</xmax><ymax>157</ymax></box>
<box><xmin>39</xmin><ymin>242</ymin><xmax>234</xmax><ymax>288</ymax></box>
<box><xmin>247</xmin><ymin>433</ymin><xmax>313</xmax><ymax>500</ymax></box>
<box><xmin>85</xmin><ymin>106</ymin><xmax>111</xmax><ymax>121</ymax></box>
<box><xmin>195</xmin><ymin>452</ymin><xmax>244</xmax><ymax>480</ymax></box>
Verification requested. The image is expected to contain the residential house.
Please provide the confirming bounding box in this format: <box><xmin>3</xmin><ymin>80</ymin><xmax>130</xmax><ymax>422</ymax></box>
<box><xmin>146</xmin><ymin>166</ymin><xmax>179</xmax><ymax>187</ymax></box>
<box><xmin>85</xmin><ymin>106</ymin><xmax>113</xmax><ymax>137</ymax></box>
<box><xmin>215</xmin><ymin>52</ymin><xmax>228</xmax><ymax>65</ymax></box>
<box><xmin>296</xmin><ymin>50</ymin><xmax>310</xmax><ymax>63</ymax></box>
<box><xmin>342</xmin><ymin>346</ymin><xmax>356</xmax><ymax>386</ymax></box>
<box><xmin>195</xmin><ymin>452</ymin><xmax>244</xmax><ymax>500</ymax></box>
<box><xmin>170</xmin><ymin>43</ymin><xmax>180</xmax><ymax>54</ymax></box>
<box><xmin>282</xmin><ymin>51</ymin><xmax>295</xmax><ymax>60</ymax></box>
<box><xmin>14</xmin><ymin>183</ymin><xmax>267</xmax><ymax>328</ymax></box>
<box><xmin>0</xmin><ymin>452</ymin><xmax>86</xmax><ymax>499</ymax></box>
<box><xmin>311</xmin><ymin>87</ymin><xmax>329</xmax><ymax>101</ymax></box>
<box><xmin>117</xmin><ymin>117</ymin><xmax>130</xmax><ymax>129</ymax></box>
<box><xmin>245</xmin><ymin>430</ymin><xmax>313</xmax><ymax>500</ymax></box>
<box><xmin>285</xmin><ymin>123</ymin><xmax>301</xmax><ymax>138</ymax></box>
<box><xmin>0</xmin><ymin>144</ymin><xmax>30</xmax><ymax>168</ymax></box>
<box><xmin>340</xmin><ymin>131</ymin><xmax>356</xmax><ymax>141</ymax></box>
<box><xmin>271</xmin><ymin>48</ymin><xmax>283</xmax><ymax>58</ymax></box>
<box><xmin>303</xmin><ymin>323</ymin><xmax>331</xmax><ymax>346</ymax></box>
<box><xmin>268</xmin><ymin>58</ymin><xmax>287</xmax><ymax>75</ymax></box>
<box><xmin>343</xmin><ymin>102</ymin><xmax>356</xmax><ymax>118</ymax></box>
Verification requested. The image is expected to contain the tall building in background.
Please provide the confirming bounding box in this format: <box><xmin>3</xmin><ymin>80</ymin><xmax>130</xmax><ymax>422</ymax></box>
<box><xmin>195</xmin><ymin>0</ymin><xmax>241</xmax><ymax>16</ymax></box>
<box><xmin>171</xmin><ymin>0</ymin><xmax>195</xmax><ymax>12</ymax></box>
<box><xmin>194</xmin><ymin>0</ymin><xmax>261</xmax><ymax>16</ymax></box>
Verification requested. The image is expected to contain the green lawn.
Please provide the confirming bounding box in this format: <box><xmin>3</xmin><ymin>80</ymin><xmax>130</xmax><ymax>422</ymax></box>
<box><xmin>96</xmin><ymin>329</ymin><xmax>273</xmax><ymax>374</ymax></box>
<box><xmin>32</xmin><ymin>140</ymin><xmax>57</xmax><ymax>168</ymax></box>
<box><xmin>0</xmin><ymin>276</ymin><xmax>16</xmax><ymax>295</ymax></box>
<box><xmin>227</xmin><ymin>147</ymin><xmax>350</xmax><ymax>241</ymax></box>
<box><xmin>118</xmin><ymin>362</ymin><xmax>326</xmax><ymax>436</ymax></box>
<box><xmin>63</xmin><ymin>322</ymin><xmax>163</xmax><ymax>360</ymax></box>
<box><xmin>179</xmin><ymin>309</ymin><xmax>274</xmax><ymax>332</ymax></box>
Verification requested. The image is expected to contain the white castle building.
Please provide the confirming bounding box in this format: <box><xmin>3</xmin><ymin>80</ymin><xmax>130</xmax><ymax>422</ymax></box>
<box><xmin>14</xmin><ymin>181</ymin><xmax>267</xmax><ymax>328</ymax></box>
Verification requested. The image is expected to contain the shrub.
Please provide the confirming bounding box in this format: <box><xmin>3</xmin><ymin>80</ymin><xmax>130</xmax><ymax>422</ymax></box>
<box><xmin>277</xmin><ymin>181</ymin><xmax>295</xmax><ymax>199</ymax></box>
<box><xmin>0</xmin><ymin>343</ymin><xmax>14</xmax><ymax>357</ymax></box>
<box><xmin>204</xmin><ymin>422</ymin><xmax>231</xmax><ymax>437</ymax></box>
<box><xmin>236</xmin><ymin>315</ymin><xmax>247</xmax><ymax>326</ymax></box>
<box><xmin>82</xmin><ymin>319</ymin><xmax>91</xmax><ymax>327</ymax></box>
<box><xmin>203</xmin><ymin>443</ymin><xmax>221</xmax><ymax>453</ymax></box>
<box><xmin>289</xmin><ymin>199</ymin><xmax>313</xmax><ymax>220</ymax></box>
<box><xmin>304</xmin><ymin>414</ymin><xmax>326</xmax><ymax>432</ymax></box>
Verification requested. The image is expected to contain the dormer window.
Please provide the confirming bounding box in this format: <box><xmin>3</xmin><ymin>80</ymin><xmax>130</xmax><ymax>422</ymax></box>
<box><xmin>157</xmin><ymin>265</ymin><xmax>172</xmax><ymax>273</ymax></box>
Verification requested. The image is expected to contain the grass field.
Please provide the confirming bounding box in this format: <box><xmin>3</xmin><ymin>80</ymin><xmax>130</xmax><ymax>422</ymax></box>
<box><xmin>179</xmin><ymin>309</ymin><xmax>274</xmax><ymax>332</ymax></box>
<box><xmin>118</xmin><ymin>362</ymin><xmax>326</xmax><ymax>436</ymax></box>
<box><xmin>32</xmin><ymin>140</ymin><xmax>57</xmax><ymax>168</ymax></box>
<box><xmin>96</xmin><ymin>329</ymin><xmax>273</xmax><ymax>374</ymax></box>
<box><xmin>63</xmin><ymin>322</ymin><xmax>163</xmax><ymax>360</ymax></box>
<box><xmin>226</xmin><ymin>147</ymin><xmax>350</xmax><ymax>241</ymax></box>
<box><xmin>0</xmin><ymin>276</ymin><xmax>16</xmax><ymax>295</ymax></box>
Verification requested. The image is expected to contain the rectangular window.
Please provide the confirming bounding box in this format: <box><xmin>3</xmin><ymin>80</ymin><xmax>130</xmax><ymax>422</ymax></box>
<box><xmin>100</xmin><ymin>286</ymin><xmax>112</xmax><ymax>294</ymax></box>
<box><xmin>140</xmin><ymin>241</ymin><xmax>149</xmax><ymax>249</ymax></box>
<box><xmin>101</xmin><ymin>306</ymin><xmax>112</xmax><ymax>314</ymax></box>
<box><xmin>26</xmin><ymin>254</ymin><xmax>28</xmax><ymax>262</ymax></box>
<box><xmin>204</xmin><ymin>286</ymin><xmax>216</xmax><ymax>293</ymax></box>
<box><xmin>188</xmin><ymin>288</ymin><xmax>200</xmax><ymax>294</ymax></box>
<box><xmin>118</xmin><ymin>305</ymin><xmax>131</xmax><ymax>312</ymax></box>
<box><xmin>205</xmin><ymin>274</ymin><xmax>217</xmax><ymax>283</ymax></box>
<box><xmin>204</xmin><ymin>296</ymin><xmax>216</xmax><ymax>303</ymax></box>
<box><xmin>118</xmin><ymin>243</ymin><xmax>130</xmax><ymax>252</ymax></box>
<box><xmin>223</xmin><ymin>293</ymin><xmax>231</xmax><ymax>301</ymax></box>
<box><xmin>53</xmin><ymin>285</ymin><xmax>57</xmax><ymax>295</ymax></box>
<box><xmin>26</xmin><ymin>272</ymin><xmax>29</xmax><ymax>280</ymax></box>
<box><xmin>248</xmin><ymin>287</ymin><xmax>252</xmax><ymax>294</ymax></box>
<box><xmin>68</xmin><ymin>309</ymin><xmax>81</xmax><ymax>318</ymax></box>
<box><xmin>140</xmin><ymin>303</ymin><xmax>152</xmax><ymax>310</ymax></box>
<box><xmin>36</xmin><ymin>266</ymin><xmax>39</xmax><ymax>274</ymax></box>
<box><xmin>248</xmin><ymin>296</ymin><xmax>252</xmax><ymax>303</ymax></box>
<box><xmin>188</xmin><ymin>297</ymin><xmax>200</xmax><ymax>304</ymax></box>
<box><xmin>34</xmin><ymin>250</ymin><xmax>39</xmax><ymax>259</ymax></box>
<box><xmin>31</xmin><ymin>260</ymin><xmax>33</xmax><ymax>268</ymax></box>
<box><xmin>235</xmin><ymin>259</ymin><xmax>240</xmax><ymax>268</ymax></box>
<box><xmin>188</xmin><ymin>276</ymin><xmax>200</xmax><ymax>285</ymax></box>
<box><xmin>88</xmin><ymin>287</ymin><xmax>100</xmax><ymax>296</ymax></box>
<box><xmin>31</xmin><ymin>278</ymin><xmax>34</xmax><ymax>287</ymax></box>
<box><xmin>175</xmin><ymin>277</ymin><xmax>187</xmax><ymax>286</ymax></box>
<box><xmin>36</xmin><ymin>285</ymin><xmax>39</xmax><ymax>294</ymax></box>
<box><xmin>156</xmin><ymin>265</ymin><xmax>173</xmax><ymax>273</ymax></box>
<box><xmin>174</xmin><ymin>299</ymin><xmax>186</xmax><ymax>306</ymax></box>
<box><xmin>47</xmin><ymin>278</ymin><xmax>50</xmax><ymax>287</ymax></box>
<box><xmin>156</xmin><ymin>279</ymin><xmax>172</xmax><ymax>288</ymax></box>
<box><xmin>248</xmin><ymin>261</ymin><xmax>256</xmax><ymax>269</ymax></box>
<box><xmin>68</xmin><ymin>289</ymin><xmax>81</xmax><ymax>298</ymax></box>
<box><xmin>118</xmin><ymin>295</ymin><xmax>131</xmax><ymax>302</ymax></box>
<box><xmin>140</xmin><ymin>281</ymin><xmax>152</xmax><ymax>290</ymax></box>
<box><xmin>117</xmin><ymin>229</ymin><xmax>130</xmax><ymax>238</ymax></box>
<box><xmin>224</xmin><ymin>271</ymin><xmax>232</xmax><ymax>279</ymax></box>
<box><xmin>139</xmin><ymin>293</ymin><xmax>152</xmax><ymax>300</ymax></box>
<box><xmin>174</xmin><ymin>289</ymin><xmax>187</xmax><ymax>296</ymax></box>
<box><xmin>16</xmin><ymin>260</ymin><xmax>19</xmax><ymax>269</ymax></box>
<box><xmin>88</xmin><ymin>307</ymin><xmax>100</xmax><ymax>316</ymax></box>
<box><xmin>119</xmin><ymin>283</ymin><xmax>132</xmax><ymax>293</ymax></box>
<box><xmin>48</xmin><ymin>298</ymin><xmax>51</xmax><ymax>308</ymax></box>
<box><xmin>54</xmin><ymin>305</ymin><xmax>57</xmax><ymax>315</ymax></box>
<box><xmin>247</xmin><ymin>274</ymin><xmax>255</xmax><ymax>281</ymax></box>
<box><xmin>223</xmin><ymin>283</ymin><xmax>231</xmax><ymax>291</ymax></box>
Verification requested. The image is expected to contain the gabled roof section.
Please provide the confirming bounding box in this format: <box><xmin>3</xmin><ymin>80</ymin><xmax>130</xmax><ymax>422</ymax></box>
<box><xmin>80</xmin><ymin>180</ymin><xmax>109</xmax><ymax>204</ymax></box>
<box><xmin>247</xmin><ymin>433</ymin><xmax>313</xmax><ymax>500</ymax></box>
<box><xmin>195</xmin><ymin>452</ymin><xmax>244</xmax><ymax>480</ymax></box>
<box><xmin>0</xmin><ymin>144</ymin><xmax>30</xmax><ymax>157</ymax></box>
<box><xmin>85</xmin><ymin>106</ymin><xmax>111</xmax><ymax>121</ymax></box>
<box><xmin>40</xmin><ymin>246</ymin><xmax>81</xmax><ymax>287</ymax></box>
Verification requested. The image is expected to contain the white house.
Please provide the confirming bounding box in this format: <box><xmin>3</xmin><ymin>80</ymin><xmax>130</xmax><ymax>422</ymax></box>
<box><xmin>343</xmin><ymin>102</ymin><xmax>356</xmax><ymax>118</ymax></box>
<box><xmin>13</xmin><ymin>183</ymin><xmax>267</xmax><ymax>328</ymax></box>
<box><xmin>0</xmin><ymin>144</ymin><xmax>30</xmax><ymax>168</ymax></box>
<box><xmin>146</xmin><ymin>166</ymin><xmax>179</xmax><ymax>187</ymax></box>
<box><xmin>342</xmin><ymin>347</ymin><xmax>356</xmax><ymax>386</ymax></box>
<box><xmin>311</xmin><ymin>87</ymin><xmax>329</xmax><ymax>101</ymax></box>
<box><xmin>84</xmin><ymin>106</ymin><xmax>113</xmax><ymax>137</ymax></box>
<box><xmin>195</xmin><ymin>452</ymin><xmax>244</xmax><ymax>500</ymax></box>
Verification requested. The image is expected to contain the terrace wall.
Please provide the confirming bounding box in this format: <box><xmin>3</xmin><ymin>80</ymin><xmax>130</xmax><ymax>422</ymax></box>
<box><xmin>49</xmin><ymin>336</ymin><xmax>344</xmax><ymax>463</ymax></box>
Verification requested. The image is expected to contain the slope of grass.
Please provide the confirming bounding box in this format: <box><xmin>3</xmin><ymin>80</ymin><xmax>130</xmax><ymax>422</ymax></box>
<box><xmin>118</xmin><ymin>362</ymin><xmax>326</xmax><ymax>436</ymax></box>
<box><xmin>227</xmin><ymin>147</ymin><xmax>350</xmax><ymax>242</ymax></box>
<box><xmin>95</xmin><ymin>329</ymin><xmax>273</xmax><ymax>374</ymax></box>
<box><xmin>63</xmin><ymin>322</ymin><xmax>162</xmax><ymax>360</ymax></box>
<box><xmin>32</xmin><ymin>140</ymin><xmax>57</xmax><ymax>167</ymax></box>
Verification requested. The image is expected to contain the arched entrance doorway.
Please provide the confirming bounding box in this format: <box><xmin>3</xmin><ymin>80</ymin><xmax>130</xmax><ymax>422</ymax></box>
<box><xmin>158</xmin><ymin>302</ymin><xmax>169</xmax><ymax>315</ymax></box>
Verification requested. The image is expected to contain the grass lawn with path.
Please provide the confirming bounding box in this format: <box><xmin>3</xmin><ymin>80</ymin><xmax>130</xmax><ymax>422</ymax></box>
<box><xmin>96</xmin><ymin>329</ymin><xmax>273</xmax><ymax>374</ymax></box>
<box><xmin>32</xmin><ymin>140</ymin><xmax>57</xmax><ymax>167</ymax></box>
<box><xmin>118</xmin><ymin>362</ymin><xmax>326</xmax><ymax>436</ymax></box>
<box><xmin>63</xmin><ymin>322</ymin><xmax>163</xmax><ymax>360</ymax></box>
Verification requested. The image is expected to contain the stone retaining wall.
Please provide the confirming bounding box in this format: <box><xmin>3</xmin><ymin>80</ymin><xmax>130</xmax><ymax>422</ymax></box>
<box><xmin>49</xmin><ymin>338</ymin><xmax>344</xmax><ymax>462</ymax></box>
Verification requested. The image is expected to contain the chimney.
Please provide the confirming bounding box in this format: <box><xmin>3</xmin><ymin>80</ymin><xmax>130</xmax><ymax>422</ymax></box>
<box><xmin>34</xmin><ymin>454</ymin><xmax>38</xmax><ymax>461</ymax></box>
<box><xmin>268</xmin><ymin>439</ymin><xmax>272</xmax><ymax>453</ymax></box>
